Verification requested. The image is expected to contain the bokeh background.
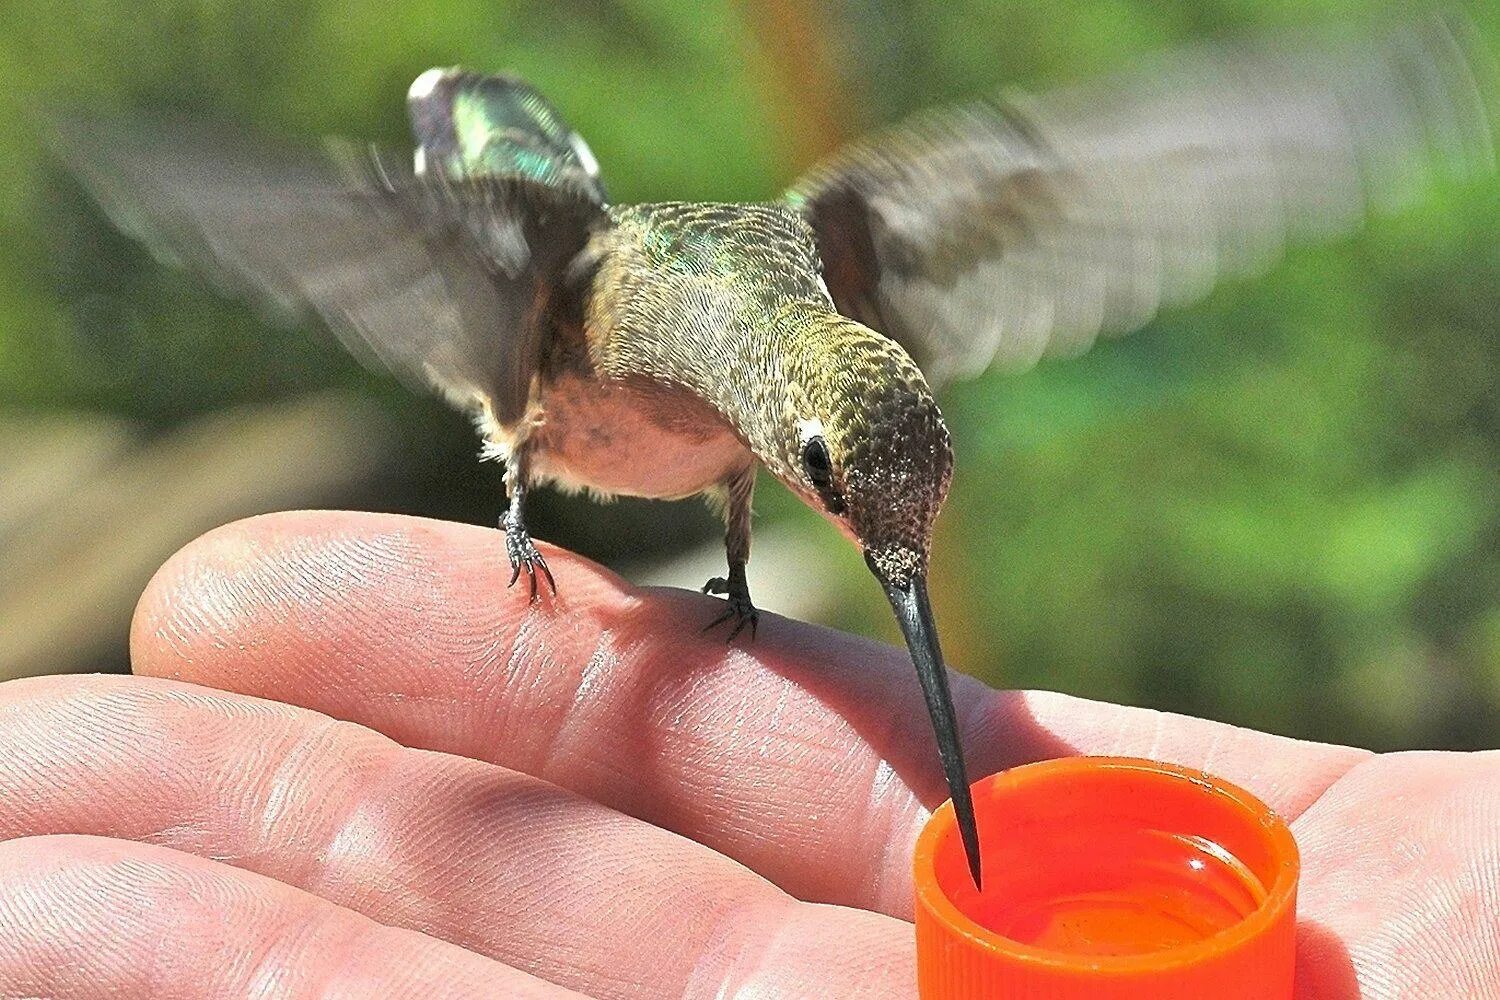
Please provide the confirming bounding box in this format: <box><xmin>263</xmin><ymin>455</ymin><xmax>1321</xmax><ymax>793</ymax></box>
<box><xmin>1</xmin><ymin>1</ymin><xmax>1496</xmax><ymax>752</ymax></box>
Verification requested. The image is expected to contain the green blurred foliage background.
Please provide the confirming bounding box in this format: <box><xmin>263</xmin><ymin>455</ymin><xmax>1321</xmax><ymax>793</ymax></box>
<box><xmin>0</xmin><ymin>0</ymin><xmax>1496</xmax><ymax>752</ymax></box>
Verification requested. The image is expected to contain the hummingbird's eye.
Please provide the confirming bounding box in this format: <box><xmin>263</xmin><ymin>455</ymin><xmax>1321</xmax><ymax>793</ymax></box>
<box><xmin>802</xmin><ymin>436</ymin><xmax>834</xmax><ymax>489</ymax></box>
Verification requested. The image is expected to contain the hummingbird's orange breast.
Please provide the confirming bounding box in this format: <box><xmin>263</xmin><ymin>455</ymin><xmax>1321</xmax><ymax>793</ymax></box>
<box><xmin>524</xmin><ymin>372</ymin><xmax>752</xmax><ymax>500</ymax></box>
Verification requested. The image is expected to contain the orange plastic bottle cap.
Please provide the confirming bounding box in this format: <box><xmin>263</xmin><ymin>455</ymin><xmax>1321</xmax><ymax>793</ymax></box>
<box><xmin>914</xmin><ymin>757</ymin><xmax>1299</xmax><ymax>999</ymax></box>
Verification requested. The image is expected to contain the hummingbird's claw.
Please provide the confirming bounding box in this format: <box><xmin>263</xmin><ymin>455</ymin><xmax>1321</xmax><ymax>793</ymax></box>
<box><xmin>701</xmin><ymin>570</ymin><xmax>758</xmax><ymax>642</ymax></box>
<box><xmin>702</xmin><ymin>595</ymin><xmax>759</xmax><ymax>641</ymax></box>
<box><xmin>532</xmin><ymin>550</ymin><xmax>557</xmax><ymax>593</ymax></box>
<box><xmin>504</xmin><ymin>520</ymin><xmax>556</xmax><ymax>602</ymax></box>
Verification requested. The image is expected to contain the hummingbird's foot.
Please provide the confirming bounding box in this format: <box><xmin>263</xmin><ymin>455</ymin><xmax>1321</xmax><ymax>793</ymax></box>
<box><xmin>701</xmin><ymin>564</ymin><xmax>758</xmax><ymax>642</ymax></box>
<box><xmin>503</xmin><ymin>519</ymin><xmax>556</xmax><ymax>602</ymax></box>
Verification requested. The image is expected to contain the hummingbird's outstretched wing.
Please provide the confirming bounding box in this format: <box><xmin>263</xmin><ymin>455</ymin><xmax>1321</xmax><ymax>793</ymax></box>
<box><xmin>788</xmin><ymin>14</ymin><xmax>1495</xmax><ymax>384</ymax></box>
<box><xmin>46</xmin><ymin>116</ymin><xmax>604</xmax><ymax>424</ymax></box>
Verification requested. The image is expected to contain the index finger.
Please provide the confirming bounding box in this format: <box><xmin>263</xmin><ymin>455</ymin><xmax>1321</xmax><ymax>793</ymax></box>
<box><xmin>132</xmin><ymin>510</ymin><xmax>1368</xmax><ymax>916</ymax></box>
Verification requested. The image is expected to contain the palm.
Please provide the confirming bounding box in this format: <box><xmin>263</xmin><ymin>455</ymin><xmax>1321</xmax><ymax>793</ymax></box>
<box><xmin>0</xmin><ymin>512</ymin><xmax>1493</xmax><ymax>998</ymax></box>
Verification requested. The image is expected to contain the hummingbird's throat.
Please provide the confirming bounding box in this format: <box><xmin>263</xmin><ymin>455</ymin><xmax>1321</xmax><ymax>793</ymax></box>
<box><xmin>864</xmin><ymin>545</ymin><xmax>926</xmax><ymax>591</ymax></box>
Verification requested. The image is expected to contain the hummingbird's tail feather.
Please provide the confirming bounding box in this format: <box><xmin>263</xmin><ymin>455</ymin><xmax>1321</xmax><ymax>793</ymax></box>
<box><xmin>407</xmin><ymin>68</ymin><xmax>607</xmax><ymax>204</ymax></box>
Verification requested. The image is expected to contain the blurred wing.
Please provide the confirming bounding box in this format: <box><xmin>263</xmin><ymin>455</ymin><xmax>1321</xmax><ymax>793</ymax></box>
<box><xmin>789</xmin><ymin>14</ymin><xmax>1496</xmax><ymax>384</ymax></box>
<box><xmin>47</xmin><ymin>116</ymin><xmax>604</xmax><ymax>424</ymax></box>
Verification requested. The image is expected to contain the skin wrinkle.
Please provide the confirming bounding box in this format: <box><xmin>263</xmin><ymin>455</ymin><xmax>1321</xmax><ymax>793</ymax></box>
<box><xmin>348</xmin><ymin>524</ymin><xmax>483</xmax><ymax>668</ymax></box>
<box><xmin>125</xmin><ymin>851</ymin><xmax>257</xmax><ymax>994</ymax></box>
<box><xmin>406</xmin><ymin>773</ymin><xmax>582</xmax><ymax>937</ymax></box>
<box><xmin>570</xmin><ymin>628</ymin><xmax>619</xmax><ymax>710</ymax></box>
<box><xmin>506</xmin><ymin>612</ymin><xmax>580</xmax><ymax>782</ymax></box>
<box><xmin>249</xmin><ymin>535</ymin><xmax>348</xmax><ymax>633</ymax></box>
<box><xmin>651</xmin><ymin>649</ymin><xmax>880</xmax><ymax>852</ymax></box>
<box><xmin>564</xmin><ymin>675</ymin><xmax>657</xmax><ymax>815</ymax></box>
<box><xmin>0</xmin><ymin>837</ymin><xmax>585</xmax><ymax>1000</ymax></box>
<box><xmin>726</xmin><ymin>902</ymin><xmax>916</xmax><ymax>999</ymax></box>
<box><xmin>252</xmin><ymin>718</ymin><xmax>353</xmax><ymax>876</ymax></box>
<box><xmin>547</xmin><ymin>612</ymin><xmax>677</xmax><ymax>822</ymax></box>
<box><xmin>1016</xmin><ymin>688</ymin><xmax>1373</xmax><ymax>822</ymax></box>
<box><xmin>208</xmin><ymin>690</ymin><xmax>406</xmax><ymax>884</ymax></box>
<box><xmin>374</xmin><ymin>755</ymin><xmax>502</xmax><ymax>932</ymax></box>
<box><xmin>825</xmin><ymin>738</ymin><xmax>896</xmax><ymax>891</ymax></box>
<box><xmin>241</xmin><ymin>726</ymin><xmax>365</xmax><ymax>866</ymax></box>
<box><xmin>553</xmin><ymin>852</ymin><xmax>731</xmax><ymax>994</ymax></box>
<box><xmin>639</xmin><ymin>675</ymin><xmax>737</xmax><ymax>829</ymax></box>
<box><xmin>238</xmin><ymin>881</ymin><xmax>335</xmax><ymax>1000</ymax></box>
<box><xmin>685</xmin><ymin>893</ymin><xmax>800</xmax><ymax>999</ymax></box>
<box><xmin>543</xmin><ymin>627</ymin><xmax>622</xmax><ymax>795</ymax></box>
<box><xmin>246</xmin><ymin>887</ymin><xmax>330</xmax><ymax>992</ymax></box>
<box><xmin>454</xmin><ymin>569</ymin><xmax>637</xmax><ymax>773</ymax></box>
<box><xmin>714</xmin><ymin>654</ymin><xmax>814</xmax><ymax>783</ymax></box>
<box><xmin>1228</xmin><ymin>725</ymin><xmax>1370</xmax><ymax>823</ymax></box>
<box><xmin>4</xmin><ymin>681</ymin><xmax>240</xmax><ymax>846</ymax></box>
<box><xmin>8</xmin><ymin>679</ymin><xmax>917</xmax><ymax>997</ymax></box>
<box><xmin>0</xmin><ymin>867</ymin><xmax>61</xmax><ymax>989</ymax></box>
<box><xmin>21</xmin><ymin>856</ymin><xmax>138</xmax><ymax>993</ymax></box>
<box><xmin>1197</xmin><ymin>724</ymin><xmax>1230</xmax><ymax>780</ymax></box>
<box><xmin>280</xmin><ymin>739</ymin><xmax>407</xmax><ymax>906</ymax></box>
<box><xmin>865</xmin><ymin>756</ymin><xmax>919</xmax><ymax>916</ymax></box>
<box><xmin>1293</xmin><ymin>751</ymin><xmax>1500</xmax><ymax>998</ymax></box>
<box><xmin>351</xmin><ymin>534</ymin><xmax>492</xmax><ymax>736</ymax></box>
<box><xmin>146</xmin><ymin>529</ymin><xmax>261</xmax><ymax>663</ymax></box>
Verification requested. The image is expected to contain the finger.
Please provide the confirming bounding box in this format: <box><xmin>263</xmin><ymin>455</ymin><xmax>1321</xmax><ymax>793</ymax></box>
<box><xmin>0</xmin><ymin>674</ymin><xmax>915</xmax><ymax>1000</ymax></box>
<box><xmin>133</xmin><ymin>510</ymin><xmax>1369</xmax><ymax>915</ymax></box>
<box><xmin>0</xmin><ymin>835</ymin><xmax>585</xmax><ymax>1000</ymax></box>
<box><xmin>1291</xmin><ymin>751</ymin><xmax>1500</xmax><ymax>999</ymax></box>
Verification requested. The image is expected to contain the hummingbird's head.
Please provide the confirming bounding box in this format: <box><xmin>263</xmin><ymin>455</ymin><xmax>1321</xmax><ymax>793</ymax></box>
<box><xmin>769</xmin><ymin>317</ymin><xmax>981</xmax><ymax>885</ymax></box>
<box><xmin>777</xmin><ymin>325</ymin><xmax>953</xmax><ymax>578</ymax></box>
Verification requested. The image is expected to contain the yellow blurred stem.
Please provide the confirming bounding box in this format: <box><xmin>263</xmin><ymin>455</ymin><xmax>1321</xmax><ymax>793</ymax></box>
<box><xmin>736</xmin><ymin>0</ymin><xmax>854</xmax><ymax>170</ymax></box>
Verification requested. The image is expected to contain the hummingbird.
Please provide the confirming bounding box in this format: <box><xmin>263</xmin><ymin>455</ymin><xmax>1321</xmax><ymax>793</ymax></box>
<box><xmin>47</xmin><ymin>13</ymin><xmax>1493</xmax><ymax>889</ymax></box>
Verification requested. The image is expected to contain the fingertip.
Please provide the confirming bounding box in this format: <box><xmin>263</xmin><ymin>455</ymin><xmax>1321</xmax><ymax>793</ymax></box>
<box><xmin>0</xmin><ymin>831</ymin><xmax>100</xmax><ymax>875</ymax></box>
<box><xmin>128</xmin><ymin>509</ymin><xmax>646</xmax><ymax>701</ymax></box>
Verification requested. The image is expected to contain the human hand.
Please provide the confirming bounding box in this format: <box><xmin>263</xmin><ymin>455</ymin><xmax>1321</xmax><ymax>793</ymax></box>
<box><xmin>0</xmin><ymin>511</ymin><xmax>1494</xmax><ymax>998</ymax></box>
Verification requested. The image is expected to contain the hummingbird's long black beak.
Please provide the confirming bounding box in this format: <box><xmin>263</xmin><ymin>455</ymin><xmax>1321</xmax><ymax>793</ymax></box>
<box><xmin>875</xmin><ymin>565</ymin><xmax>983</xmax><ymax>889</ymax></box>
